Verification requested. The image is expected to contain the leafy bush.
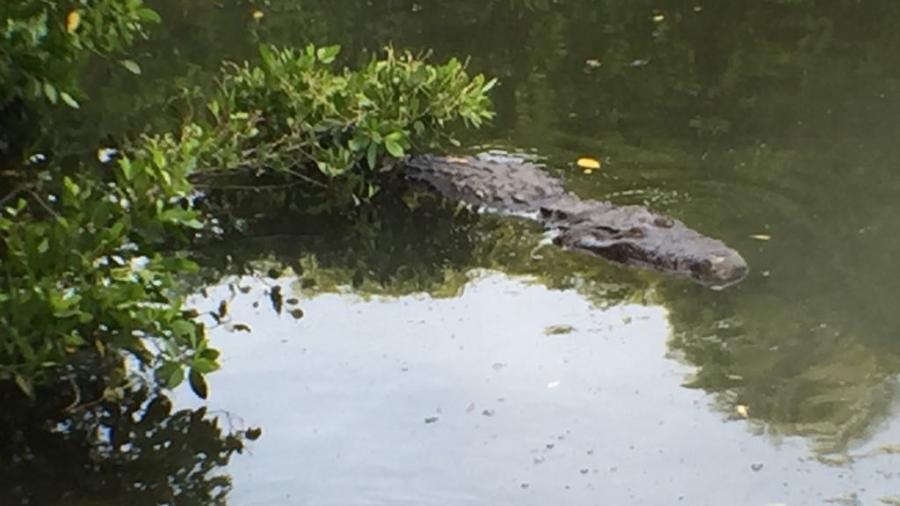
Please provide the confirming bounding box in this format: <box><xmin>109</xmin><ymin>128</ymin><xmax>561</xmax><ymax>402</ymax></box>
<box><xmin>0</xmin><ymin>125</ymin><xmax>219</xmax><ymax>398</ymax></box>
<box><xmin>199</xmin><ymin>44</ymin><xmax>496</xmax><ymax>204</ymax></box>
<box><xmin>0</xmin><ymin>0</ymin><xmax>160</xmax><ymax>108</ymax></box>
<box><xmin>0</xmin><ymin>41</ymin><xmax>496</xmax><ymax>400</ymax></box>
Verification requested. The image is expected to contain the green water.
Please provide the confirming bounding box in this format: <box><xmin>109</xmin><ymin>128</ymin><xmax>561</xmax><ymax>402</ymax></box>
<box><xmin>15</xmin><ymin>0</ymin><xmax>900</xmax><ymax>504</ymax></box>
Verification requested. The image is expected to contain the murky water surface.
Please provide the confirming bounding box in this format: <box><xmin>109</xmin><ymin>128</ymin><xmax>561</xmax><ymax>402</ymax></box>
<box><xmin>179</xmin><ymin>274</ymin><xmax>899</xmax><ymax>505</ymax></box>
<box><xmin>77</xmin><ymin>0</ymin><xmax>900</xmax><ymax>503</ymax></box>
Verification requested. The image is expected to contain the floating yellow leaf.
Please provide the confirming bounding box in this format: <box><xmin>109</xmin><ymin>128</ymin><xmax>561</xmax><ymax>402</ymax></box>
<box><xmin>750</xmin><ymin>234</ymin><xmax>771</xmax><ymax>241</ymax></box>
<box><xmin>576</xmin><ymin>157</ymin><xmax>601</xmax><ymax>170</ymax></box>
<box><xmin>736</xmin><ymin>404</ymin><xmax>750</xmax><ymax>418</ymax></box>
<box><xmin>251</xmin><ymin>10</ymin><xmax>264</xmax><ymax>20</ymax></box>
<box><xmin>65</xmin><ymin>10</ymin><xmax>81</xmax><ymax>33</ymax></box>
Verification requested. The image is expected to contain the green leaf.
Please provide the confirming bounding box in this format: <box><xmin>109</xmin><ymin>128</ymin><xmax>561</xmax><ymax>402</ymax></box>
<box><xmin>14</xmin><ymin>374</ymin><xmax>34</xmax><ymax>398</ymax></box>
<box><xmin>384</xmin><ymin>138</ymin><xmax>404</xmax><ymax>158</ymax></box>
<box><xmin>136</xmin><ymin>7</ymin><xmax>162</xmax><ymax>23</ymax></box>
<box><xmin>199</xmin><ymin>348</ymin><xmax>221</xmax><ymax>361</ymax></box>
<box><xmin>348</xmin><ymin>136</ymin><xmax>369</xmax><ymax>151</ymax></box>
<box><xmin>188</xmin><ymin>369</ymin><xmax>209</xmax><ymax>399</ymax></box>
<box><xmin>59</xmin><ymin>92</ymin><xmax>80</xmax><ymax>109</ymax></box>
<box><xmin>156</xmin><ymin>361</ymin><xmax>184</xmax><ymax>389</ymax></box>
<box><xmin>481</xmin><ymin>77</ymin><xmax>499</xmax><ymax>93</ymax></box>
<box><xmin>366</xmin><ymin>142</ymin><xmax>378</xmax><ymax>169</ymax></box>
<box><xmin>259</xmin><ymin>45</ymin><xmax>276</xmax><ymax>68</ymax></box>
<box><xmin>152</xmin><ymin>149</ymin><xmax>166</xmax><ymax>169</ymax></box>
<box><xmin>63</xmin><ymin>177</ymin><xmax>80</xmax><ymax>197</ymax></box>
<box><xmin>191</xmin><ymin>357</ymin><xmax>219</xmax><ymax>374</ymax></box>
<box><xmin>119</xmin><ymin>158</ymin><xmax>133</xmax><ymax>180</ymax></box>
<box><xmin>43</xmin><ymin>82</ymin><xmax>57</xmax><ymax>104</ymax></box>
<box><xmin>183</xmin><ymin>219</ymin><xmax>204</xmax><ymax>230</ymax></box>
<box><xmin>121</xmin><ymin>60</ymin><xmax>142</xmax><ymax>75</ymax></box>
<box><xmin>316</xmin><ymin>45</ymin><xmax>341</xmax><ymax>64</ymax></box>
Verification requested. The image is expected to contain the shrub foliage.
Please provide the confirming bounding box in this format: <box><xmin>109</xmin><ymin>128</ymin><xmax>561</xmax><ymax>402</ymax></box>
<box><xmin>0</xmin><ymin>28</ymin><xmax>495</xmax><ymax>399</ymax></box>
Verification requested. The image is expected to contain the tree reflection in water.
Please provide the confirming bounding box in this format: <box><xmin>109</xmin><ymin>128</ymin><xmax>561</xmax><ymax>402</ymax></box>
<box><xmin>0</xmin><ymin>379</ymin><xmax>256</xmax><ymax>506</ymax></box>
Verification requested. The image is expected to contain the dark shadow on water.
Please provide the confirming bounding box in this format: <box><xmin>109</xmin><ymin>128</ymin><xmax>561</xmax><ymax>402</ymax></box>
<box><xmin>0</xmin><ymin>372</ymin><xmax>254</xmax><ymax>506</ymax></box>
<box><xmin>191</xmin><ymin>172</ymin><xmax>653</xmax><ymax>303</ymax></box>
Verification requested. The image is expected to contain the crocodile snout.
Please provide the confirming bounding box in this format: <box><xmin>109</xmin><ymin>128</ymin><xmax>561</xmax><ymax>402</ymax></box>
<box><xmin>692</xmin><ymin>250</ymin><xmax>749</xmax><ymax>290</ymax></box>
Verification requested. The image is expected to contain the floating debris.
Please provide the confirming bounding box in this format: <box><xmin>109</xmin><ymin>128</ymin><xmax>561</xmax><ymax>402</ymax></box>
<box><xmin>736</xmin><ymin>404</ymin><xmax>750</xmax><ymax>418</ymax></box>
<box><xmin>576</xmin><ymin>157</ymin><xmax>601</xmax><ymax>170</ymax></box>
<box><xmin>424</xmin><ymin>416</ymin><xmax>439</xmax><ymax>424</ymax></box>
<box><xmin>750</xmin><ymin>234</ymin><xmax>772</xmax><ymax>241</ymax></box>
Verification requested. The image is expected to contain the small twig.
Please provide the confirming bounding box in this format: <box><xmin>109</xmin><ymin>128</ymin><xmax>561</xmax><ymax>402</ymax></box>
<box><xmin>280</xmin><ymin>167</ymin><xmax>329</xmax><ymax>188</ymax></box>
<box><xmin>62</xmin><ymin>373</ymin><xmax>82</xmax><ymax>413</ymax></box>
<box><xmin>25</xmin><ymin>189</ymin><xmax>62</xmax><ymax>221</ymax></box>
<box><xmin>191</xmin><ymin>180</ymin><xmax>306</xmax><ymax>192</ymax></box>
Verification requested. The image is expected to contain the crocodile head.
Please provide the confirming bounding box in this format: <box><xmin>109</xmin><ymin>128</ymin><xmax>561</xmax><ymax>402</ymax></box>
<box><xmin>552</xmin><ymin>205</ymin><xmax>749</xmax><ymax>289</ymax></box>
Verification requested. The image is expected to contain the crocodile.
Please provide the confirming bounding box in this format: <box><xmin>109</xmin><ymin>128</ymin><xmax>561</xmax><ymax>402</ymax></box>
<box><xmin>404</xmin><ymin>152</ymin><xmax>748</xmax><ymax>289</ymax></box>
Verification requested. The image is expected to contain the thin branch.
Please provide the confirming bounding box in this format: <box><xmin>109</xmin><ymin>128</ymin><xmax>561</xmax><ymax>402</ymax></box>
<box><xmin>62</xmin><ymin>373</ymin><xmax>82</xmax><ymax>413</ymax></box>
<box><xmin>0</xmin><ymin>184</ymin><xmax>30</xmax><ymax>208</ymax></box>
<box><xmin>191</xmin><ymin>180</ymin><xmax>306</xmax><ymax>192</ymax></box>
<box><xmin>25</xmin><ymin>189</ymin><xmax>62</xmax><ymax>221</ymax></box>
